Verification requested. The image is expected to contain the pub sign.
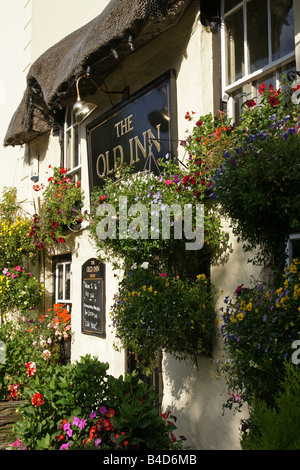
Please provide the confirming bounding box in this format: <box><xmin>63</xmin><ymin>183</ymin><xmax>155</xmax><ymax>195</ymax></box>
<box><xmin>81</xmin><ymin>258</ymin><xmax>105</xmax><ymax>337</ymax></box>
<box><xmin>86</xmin><ymin>70</ymin><xmax>177</xmax><ymax>191</ymax></box>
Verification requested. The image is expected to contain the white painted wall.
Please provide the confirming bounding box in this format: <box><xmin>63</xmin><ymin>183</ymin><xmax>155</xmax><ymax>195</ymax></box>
<box><xmin>0</xmin><ymin>0</ymin><xmax>32</xmax><ymax>190</ymax></box>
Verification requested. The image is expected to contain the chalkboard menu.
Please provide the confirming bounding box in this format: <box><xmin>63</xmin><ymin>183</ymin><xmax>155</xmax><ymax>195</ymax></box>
<box><xmin>81</xmin><ymin>259</ymin><xmax>105</xmax><ymax>337</ymax></box>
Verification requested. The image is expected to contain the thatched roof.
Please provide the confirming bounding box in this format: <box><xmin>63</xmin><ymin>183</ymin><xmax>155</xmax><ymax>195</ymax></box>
<box><xmin>4</xmin><ymin>0</ymin><xmax>193</xmax><ymax>147</ymax></box>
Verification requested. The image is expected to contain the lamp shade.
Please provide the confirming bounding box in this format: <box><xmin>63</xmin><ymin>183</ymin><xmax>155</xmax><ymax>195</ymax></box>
<box><xmin>73</xmin><ymin>99</ymin><xmax>97</xmax><ymax>125</ymax></box>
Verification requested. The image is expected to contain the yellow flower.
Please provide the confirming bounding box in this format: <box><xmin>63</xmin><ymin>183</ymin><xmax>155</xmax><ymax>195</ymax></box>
<box><xmin>229</xmin><ymin>316</ymin><xmax>237</xmax><ymax>323</ymax></box>
<box><xmin>142</xmin><ymin>285</ymin><xmax>146</xmax><ymax>291</ymax></box>
<box><xmin>237</xmin><ymin>312</ymin><xmax>244</xmax><ymax>321</ymax></box>
<box><xmin>290</xmin><ymin>263</ymin><xmax>297</xmax><ymax>274</ymax></box>
<box><xmin>148</xmin><ymin>286</ymin><xmax>153</xmax><ymax>292</ymax></box>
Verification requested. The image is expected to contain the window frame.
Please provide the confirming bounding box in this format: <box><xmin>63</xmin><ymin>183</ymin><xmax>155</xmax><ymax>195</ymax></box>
<box><xmin>53</xmin><ymin>256</ymin><xmax>72</xmax><ymax>311</ymax></box>
<box><xmin>221</xmin><ymin>0</ymin><xmax>295</xmax><ymax>112</ymax></box>
<box><xmin>63</xmin><ymin>107</ymin><xmax>81</xmax><ymax>182</ymax></box>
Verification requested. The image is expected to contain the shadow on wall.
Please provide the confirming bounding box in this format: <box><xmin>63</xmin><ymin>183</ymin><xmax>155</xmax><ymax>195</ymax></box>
<box><xmin>161</xmin><ymin>335</ymin><xmax>247</xmax><ymax>450</ymax></box>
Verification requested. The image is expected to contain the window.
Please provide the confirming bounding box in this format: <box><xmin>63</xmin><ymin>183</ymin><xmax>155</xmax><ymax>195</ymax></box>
<box><xmin>286</xmin><ymin>234</ymin><xmax>300</xmax><ymax>266</ymax></box>
<box><xmin>221</xmin><ymin>0</ymin><xmax>295</xmax><ymax>122</ymax></box>
<box><xmin>54</xmin><ymin>256</ymin><xmax>72</xmax><ymax>312</ymax></box>
<box><xmin>63</xmin><ymin>107</ymin><xmax>81</xmax><ymax>182</ymax></box>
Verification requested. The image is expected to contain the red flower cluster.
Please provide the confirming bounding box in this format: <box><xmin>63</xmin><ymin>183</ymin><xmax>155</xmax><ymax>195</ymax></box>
<box><xmin>25</xmin><ymin>361</ymin><xmax>36</xmax><ymax>377</ymax></box>
<box><xmin>245</xmin><ymin>99</ymin><xmax>256</xmax><ymax>108</ymax></box>
<box><xmin>31</xmin><ymin>392</ymin><xmax>44</xmax><ymax>407</ymax></box>
<box><xmin>9</xmin><ymin>383</ymin><xmax>20</xmax><ymax>399</ymax></box>
<box><xmin>185</xmin><ymin>110</ymin><xmax>196</xmax><ymax>121</ymax></box>
<box><xmin>258</xmin><ymin>83</ymin><xmax>280</xmax><ymax>106</ymax></box>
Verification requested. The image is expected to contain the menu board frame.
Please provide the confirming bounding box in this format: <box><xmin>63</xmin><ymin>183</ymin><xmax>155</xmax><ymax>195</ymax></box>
<box><xmin>81</xmin><ymin>258</ymin><xmax>105</xmax><ymax>337</ymax></box>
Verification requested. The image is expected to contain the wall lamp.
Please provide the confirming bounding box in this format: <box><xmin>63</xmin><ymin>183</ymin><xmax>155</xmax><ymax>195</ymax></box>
<box><xmin>73</xmin><ymin>74</ymin><xmax>124</xmax><ymax>125</ymax></box>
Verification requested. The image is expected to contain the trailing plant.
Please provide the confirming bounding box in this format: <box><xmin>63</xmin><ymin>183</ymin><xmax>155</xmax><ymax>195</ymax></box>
<box><xmin>29</xmin><ymin>166</ymin><xmax>86</xmax><ymax>251</ymax></box>
<box><xmin>11</xmin><ymin>355</ymin><xmax>186</xmax><ymax>450</ymax></box>
<box><xmin>110</xmin><ymin>264</ymin><xmax>216</xmax><ymax>375</ymax></box>
<box><xmin>0</xmin><ymin>303</ymin><xmax>71</xmax><ymax>401</ymax></box>
<box><xmin>89</xmin><ymin>155</ymin><xmax>227</xmax><ymax>274</ymax></box>
<box><xmin>0</xmin><ymin>266</ymin><xmax>45</xmax><ymax>315</ymax></box>
<box><xmin>210</xmin><ymin>77</ymin><xmax>300</xmax><ymax>270</ymax></box>
<box><xmin>217</xmin><ymin>259</ymin><xmax>300</xmax><ymax>412</ymax></box>
<box><xmin>0</xmin><ymin>187</ymin><xmax>36</xmax><ymax>268</ymax></box>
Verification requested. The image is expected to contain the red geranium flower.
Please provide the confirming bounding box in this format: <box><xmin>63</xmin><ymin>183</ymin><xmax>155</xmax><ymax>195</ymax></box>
<box><xmin>245</xmin><ymin>99</ymin><xmax>256</xmax><ymax>108</ymax></box>
<box><xmin>103</xmin><ymin>419</ymin><xmax>113</xmax><ymax>431</ymax></box>
<box><xmin>31</xmin><ymin>392</ymin><xmax>44</xmax><ymax>407</ymax></box>
<box><xmin>106</xmin><ymin>408</ymin><xmax>115</xmax><ymax>418</ymax></box>
<box><xmin>269</xmin><ymin>96</ymin><xmax>279</xmax><ymax>106</ymax></box>
<box><xmin>258</xmin><ymin>83</ymin><xmax>266</xmax><ymax>95</ymax></box>
<box><xmin>25</xmin><ymin>361</ymin><xmax>36</xmax><ymax>377</ymax></box>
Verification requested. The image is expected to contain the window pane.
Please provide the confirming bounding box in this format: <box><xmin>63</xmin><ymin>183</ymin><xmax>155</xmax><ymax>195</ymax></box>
<box><xmin>231</xmin><ymin>88</ymin><xmax>244</xmax><ymax>124</ymax></box>
<box><xmin>58</xmin><ymin>264</ymin><xmax>64</xmax><ymax>299</ymax></box>
<box><xmin>271</xmin><ymin>0</ymin><xmax>294</xmax><ymax>61</ymax></box>
<box><xmin>73</xmin><ymin>127</ymin><xmax>79</xmax><ymax>168</ymax></box>
<box><xmin>65</xmin><ymin>129</ymin><xmax>72</xmax><ymax>171</ymax></box>
<box><xmin>65</xmin><ymin>263</ymin><xmax>71</xmax><ymax>300</ymax></box>
<box><xmin>247</xmin><ymin>0</ymin><xmax>268</xmax><ymax>74</ymax></box>
<box><xmin>225</xmin><ymin>6</ymin><xmax>244</xmax><ymax>85</ymax></box>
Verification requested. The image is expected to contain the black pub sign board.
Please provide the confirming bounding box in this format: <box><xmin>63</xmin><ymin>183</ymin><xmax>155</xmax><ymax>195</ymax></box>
<box><xmin>86</xmin><ymin>70</ymin><xmax>177</xmax><ymax>191</ymax></box>
<box><xmin>82</xmin><ymin>258</ymin><xmax>105</xmax><ymax>337</ymax></box>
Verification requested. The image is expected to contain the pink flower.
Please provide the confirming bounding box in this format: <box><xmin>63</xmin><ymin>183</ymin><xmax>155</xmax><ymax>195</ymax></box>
<box><xmin>159</xmin><ymin>272</ymin><xmax>167</xmax><ymax>278</ymax></box>
<box><xmin>165</xmin><ymin>180</ymin><xmax>172</xmax><ymax>185</ymax></box>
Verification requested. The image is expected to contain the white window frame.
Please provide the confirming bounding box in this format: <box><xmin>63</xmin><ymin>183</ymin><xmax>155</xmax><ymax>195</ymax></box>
<box><xmin>63</xmin><ymin>107</ymin><xmax>81</xmax><ymax>182</ymax></box>
<box><xmin>55</xmin><ymin>259</ymin><xmax>72</xmax><ymax>310</ymax></box>
<box><xmin>221</xmin><ymin>0</ymin><xmax>295</xmax><ymax>117</ymax></box>
<box><xmin>286</xmin><ymin>234</ymin><xmax>300</xmax><ymax>267</ymax></box>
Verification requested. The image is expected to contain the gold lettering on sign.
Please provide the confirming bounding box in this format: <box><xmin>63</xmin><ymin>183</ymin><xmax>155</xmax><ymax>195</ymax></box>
<box><xmin>96</xmin><ymin>117</ymin><xmax>163</xmax><ymax>178</ymax></box>
<box><xmin>114</xmin><ymin>114</ymin><xmax>134</xmax><ymax>137</ymax></box>
<box><xmin>96</xmin><ymin>154</ymin><xmax>106</xmax><ymax>178</ymax></box>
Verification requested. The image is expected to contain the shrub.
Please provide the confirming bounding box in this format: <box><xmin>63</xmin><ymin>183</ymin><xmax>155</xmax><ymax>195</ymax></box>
<box><xmin>0</xmin><ymin>187</ymin><xmax>37</xmax><ymax>268</ymax></box>
<box><xmin>0</xmin><ymin>267</ymin><xmax>44</xmax><ymax>315</ymax></box>
<box><xmin>241</xmin><ymin>363</ymin><xmax>300</xmax><ymax>450</ymax></box>
<box><xmin>12</xmin><ymin>355</ymin><xmax>186</xmax><ymax>450</ymax></box>
<box><xmin>0</xmin><ymin>304</ymin><xmax>71</xmax><ymax>400</ymax></box>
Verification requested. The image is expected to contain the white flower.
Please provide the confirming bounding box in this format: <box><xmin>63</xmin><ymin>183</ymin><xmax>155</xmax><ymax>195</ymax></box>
<box><xmin>131</xmin><ymin>263</ymin><xmax>137</xmax><ymax>270</ymax></box>
<box><xmin>141</xmin><ymin>262</ymin><xmax>149</xmax><ymax>269</ymax></box>
<box><xmin>43</xmin><ymin>349</ymin><xmax>51</xmax><ymax>360</ymax></box>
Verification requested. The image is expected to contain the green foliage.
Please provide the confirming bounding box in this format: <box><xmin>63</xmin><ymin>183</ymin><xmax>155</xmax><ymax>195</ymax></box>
<box><xmin>0</xmin><ymin>187</ymin><xmax>37</xmax><ymax>268</ymax></box>
<box><xmin>0</xmin><ymin>267</ymin><xmax>44</xmax><ymax>315</ymax></box>
<box><xmin>210</xmin><ymin>77</ymin><xmax>300</xmax><ymax>268</ymax></box>
<box><xmin>241</xmin><ymin>363</ymin><xmax>300</xmax><ymax>450</ymax></box>
<box><xmin>14</xmin><ymin>355</ymin><xmax>109</xmax><ymax>449</ymax></box>
<box><xmin>111</xmin><ymin>265</ymin><xmax>216</xmax><ymax>375</ymax></box>
<box><xmin>217</xmin><ymin>260</ymin><xmax>300</xmax><ymax>411</ymax></box>
<box><xmin>29</xmin><ymin>166</ymin><xmax>86</xmax><ymax>251</ymax></box>
<box><xmin>12</xmin><ymin>355</ymin><xmax>186</xmax><ymax>451</ymax></box>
